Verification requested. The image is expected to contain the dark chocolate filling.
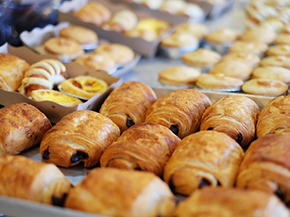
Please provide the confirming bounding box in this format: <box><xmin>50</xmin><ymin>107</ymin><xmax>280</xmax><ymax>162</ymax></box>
<box><xmin>126</xmin><ymin>116</ymin><xmax>135</xmax><ymax>128</ymax></box>
<box><xmin>169</xmin><ymin>178</ymin><xmax>176</xmax><ymax>192</ymax></box>
<box><xmin>52</xmin><ymin>193</ymin><xmax>68</xmax><ymax>207</ymax></box>
<box><xmin>170</xmin><ymin>124</ymin><xmax>179</xmax><ymax>136</ymax></box>
<box><xmin>71</xmin><ymin>151</ymin><xmax>89</xmax><ymax>164</ymax></box>
<box><xmin>42</xmin><ymin>149</ymin><xmax>50</xmax><ymax>160</ymax></box>
<box><xmin>207</xmin><ymin>127</ymin><xmax>214</xmax><ymax>130</ymax></box>
<box><xmin>236</xmin><ymin>132</ymin><xmax>243</xmax><ymax>144</ymax></box>
<box><xmin>198</xmin><ymin>178</ymin><xmax>211</xmax><ymax>189</ymax></box>
<box><xmin>275</xmin><ymin>187</ymin><xmax>286</xmax><ymax>201</ymax></box>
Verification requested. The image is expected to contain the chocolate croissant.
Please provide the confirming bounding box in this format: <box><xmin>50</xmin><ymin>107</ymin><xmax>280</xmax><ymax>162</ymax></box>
<box><xmin>163</xmin><ymin>131</ymin><xmax>244</xmax><ymax>196</ymax></box>
<box><xmin>236</xmin><ymin>134</ymin><xmax>290</xmax><ymax>205</ymax></box>
<box><xmin>99</xmin><ymin>81</ymin><xmax>157</xmax><ymax>133</ymax></box>
<box><xmin>40</xmin><ymin>110</ymin><xmax>120</xmax><ymax>168</ymax></box>
<box><xmin>174</xmin><ymin>188</ymin><xmax>289</xmax><ymax>217</ymax></box>
<box><xmin>200</xmin><ymin>95</ymin><xmax>260</xmax><ymax>147</ymax></box>
<box><xmin>100</xmin><ymin>122</ymin><xmax>181</xmax><ymax>177</ymax></box>
<box><xmin>0</xmin><ymin>102</ymin><xmax>52</xmax><ymax>155</ymax></box>
<box><xmin>0</xmin><ymin>155</ymin><xmax>72</xmax><ymax>206</ymax></box>
<box><xmin>65</xmin><ymin>168</ymin><xmax>176</xmax><ymax>217</ymax></box>
<box><xmin>256</xmin><ymin>95</ymin><xmax>290</xmax><ymax>138</ymax></box>
<box><xmin>145</xmin><ymin>89</ymin><xmax>211</xmax><ymax>138</ymax></box>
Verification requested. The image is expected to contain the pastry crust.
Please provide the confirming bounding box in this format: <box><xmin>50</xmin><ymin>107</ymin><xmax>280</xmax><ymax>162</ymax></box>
<box><xmin>236</xmin><ymin>134</ymin><xmax>290</xmax><ymax>204</ymax></box>
<box><xmin>0</xmin><ymin>155</ymin><xmax>71</xmax><ymax>206</ymax></box>
<box><xmin>65</xmin><ymin>168</ymin><xmax>176</xmax><ymax>217</ymax></box>
<box><xmin>40</xmin><ymin>110</ymin><xmax>120</xmax><ymax>168</ymax></box>
<box><xmin>163</xmin><ymin>131</ymin><xmax>244</xmax><ymax>195</ymax></box>
<box><xmin>100</xmin><ymin>123</ymin><xmax>180</xmax><ymax>176</ymax></box>
<box><xmin>200</xmin><ymin>95</ymin><xmax>260</xmax><ymax>147</ymax></box>
<box><xmin>0</xmin><ymin>53</ymin><xmax>30</xmax><ymax>92</ymax></box>
<box><xmin>0</xmin><ymin>102</ymin><xmax>52</xmax><ymax>155</ymax></box>
<box><xmin>256</xmin><ymin>95</ymin><xmax>290</xmax><ymax>137</ymax></box>
<box><xmin>174</xmin><ymin>188</ymin><xmax>289</xmax><ymax>217</ymax></box>
<box><xmin>145</xmin><ymin>89</ymin><xmax>211</xmax><ymax>138</ymax></box>
<box><xmin>99</xmin><ymin>81</ymin><xmax>157</xmax><ymax>133</ymax></box>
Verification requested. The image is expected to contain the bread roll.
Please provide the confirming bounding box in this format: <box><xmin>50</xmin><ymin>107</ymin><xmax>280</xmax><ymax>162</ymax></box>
<box><xmin>0</xmin><ymin>102</ymin><xmax>52</xmax><ymax>155</ymax></box>
<box><xmin>65</xmin><ymin>168</ymin><xmax>176</xmax><ymax>217</ymax></box>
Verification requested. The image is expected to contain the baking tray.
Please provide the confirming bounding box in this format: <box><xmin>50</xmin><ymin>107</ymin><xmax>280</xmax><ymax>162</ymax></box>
<box><xmin>0</xmin><ymin>87</ymin><xmax>273</xmax><ymax>217</ymax></box>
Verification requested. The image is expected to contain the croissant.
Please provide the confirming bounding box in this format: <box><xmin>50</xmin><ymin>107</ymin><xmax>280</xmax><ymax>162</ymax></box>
<box><xmin>0</xmin><ymin>102</ymin><xmax>52</xmax><ymax>155</ymax></box>
<box><xmin>0</xmin><ymin>155</ymin><xmax>72</xmax><ymax>206</ymax></box>
<box><xmin>40</xmin><ymin>110</ymin><xmax>120</xmax><ymax>168</ymax></box>
<box><xmin>200</xmin><ymin>95</ymin><xmax>260</xmax><ymax>147</ymax></box>
<box><xmin>174</xmin><ymin>188</ymin><xmax>289</xmax><ymax>217</ymax></box>
<box><xmin>99</xmin><ymin>81</ymin><xmax>157</xmax><ymax>133</ymax></box>
<box><xmin>163</xmin><ymin>131</ymin><xmax>244</xmax><ymax>196</ymax></box>
<box><xmin>18</xmin><ymin>59</ymin><xmax>68</xmax><ymax>97</ymax></box>
<box><xmin>236</xmin><ymin>134</ymin><xmax>290</xmax><ymax>205</ymax></box>
<box><xmin>0</xmin><ymin>53</ymin><xmax>30</xmax><ymax>92</ymax></box>
<box><xmin>100</xmin><ymin>122</ymin><xmax>181</xmax><ymax>177</ymax></box>
<box><xmin>145</xmin><ymin>89</ymin><xmax>211</xmax><ymax>138</ymax></box>
<box><xmin>65</xmin><ymin>167</ymin><xmax>176</xmax><ymax>217</ymax></box>
<box><xmin>256</xmin><ymin>95</ymin><xmax>290</xmax><ymax>138</ymax></box>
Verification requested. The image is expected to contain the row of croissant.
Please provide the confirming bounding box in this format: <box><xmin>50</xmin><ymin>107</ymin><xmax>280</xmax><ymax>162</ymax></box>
<box><xmin>1</xmin><ymin>81</ymin><xmax>290</xmax><ymax>216</ymax></box>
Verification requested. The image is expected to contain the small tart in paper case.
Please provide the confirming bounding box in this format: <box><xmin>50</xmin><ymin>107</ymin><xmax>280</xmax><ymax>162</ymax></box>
<box><xmin>60</xmin><ymin>75</ymin><xmax>109</xmax><ymax>99</ymax></box>
<box><xmin>31</xmin><ymin>89</ymin><xmax>82</xmax><ymax>107</ymax></box>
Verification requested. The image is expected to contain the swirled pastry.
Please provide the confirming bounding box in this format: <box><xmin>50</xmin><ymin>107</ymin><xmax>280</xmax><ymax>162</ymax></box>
<box><xmin>0</xmin><ymin>53</ymin><xmax>30</xmax><ymax>92</ymax></box>
<box><xmin>100</xmin><ymin>123</ymin><xmax>180</xmax><ymax>177</ymax></box>
<box><xmin>40</xmin><ymin>110</ymin><xmax>120</xmax><ymax>168</ymax></box>
<box><xmin>174</xmin><ymin>188</ymin><xmax>289</xmax><ymax>217</ymax></box>
<box><xmin>163</xmin><ymin>131</ymin><xmax>244</xmax><ymax>195</ymax></box>
<box><xmin>0</xmin><ymin>102</ymin><xmax>52</xmax><ymax>155</ymax></box>
<box><xmin>145</xmin><ymin>89</ymin><xmax>211</xmax><ymax>138</ymax></box>
<box><xmin>99</xmin><ymin>81</ymin><xmax>157</xmax><ymax>133</ymax></box>
<box><xmin>256</xmin><ymin>95</ymin><xmax>290</xmax><ymax>138</ymax></box>
<box><xmin>236</xmin><ymin>134</ymin><xmax>290</xmax><ymax>205</ymax></box>
<box><xmin>65</xmin><ymin>168</ymin><xmax>176</xmax><ymax>217</ymax></box>
<box><xmin>0</xmin><ymin>155</ymin><xmax>71</xmax><ymax>206</ymax></box>
<box><xmin>200</xmin><ymin>95</ymin><xmax>260</xmax><ymax>147</ymax></box>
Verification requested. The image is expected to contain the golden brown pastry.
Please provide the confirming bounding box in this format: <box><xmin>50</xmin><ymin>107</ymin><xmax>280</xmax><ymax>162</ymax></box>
<box><xmin>174</xmin><ymin>188</ymin><xmax>289</xmax><ymax>217</ymax></box>
<box><xmin>100</xmin><ymin>122</ymin><xmax>180</xmax><ymax>177</ymax></box>
<box><xmin>65</xmin><ymin>168</ymin><xmax>176</xmax><ymax>217</ymax></box>
<box><xmin>236</xmin><ymin>134</ymin><xmax>290</xmax><ymax>205</ymax></box>
<box><xmin>40</xmin><ymin>110</ymin><xmax>120</xmax><ymax>168</ymax></box>
<box><xmin>99</xmin><ymin>81</ymin><xmax>157</xmax><ymax>133</ymax></box>
<box><xmin>0</xmin><ymin>53</ymin><xmax>30</xmax><ymax>92</ymax></box>
<box><xmin>256</xmin><ymin>96</ymin><xmax>290</xmax><ymax>138</ymax></box>
<box><xmin>74</xmin><ymin>2</ymin><xmax>111</xmax><ymax>26</ymax></box>
<box><xmin>145</xmin><ymin>89</ymin><xmax>211</xmax><ymax>139</ymax></box>
<box><xmin>0</xmin><ymin>155</ymin><xmax>71</xmax><ymax>206</ymax></box>
<box><xmin>0</xmin><ymin>102</ymin><xmax>52</xmax><ymax>155</ymax></box>
<box><xmin>200</xmin><ymin>95</ymin><xmax>260</xmax><ymax>147</ymax></box>
<box><xmin>163</xmin><ymin>131</ymin><xmax>244</xmax><ymax>196</ymax></box>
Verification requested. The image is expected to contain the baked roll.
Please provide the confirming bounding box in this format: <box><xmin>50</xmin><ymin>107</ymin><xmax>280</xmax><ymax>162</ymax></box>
<box><xmin>100</xmin><ymin>123</ymin><xmax>180</xmax><ymax>177</ymax></box>
<box><xmin>200</xmin><ymin>95</ymin><xmax>260</xmax><ymax>147</ymax></box>
<box><xmin>0</xmin><ymin>53</ymin><xmax>30</xmax><ymax>92</ymax></box>
<box><xmin>65</xmin><ymin>168</ymin><xmax>176</xmax><ymax>217</ymax></box>
<box><xmin>236</xmin><ymin>134</ymin><xmax>290</xmax><ymax>206</ymax></box>
<box><xmin>174</xmin><ymin>188</ymin><xmax>289</xmax><ymax>217</ymax></box>
<box><xmin>145</xmin><ymin>89</ymin><xmax>211</xmax><ymax>138</ymax></box>
<box><xmin>163</xmin><ymin>131</ymin><xmax>244</xmax><ymax>196</ymax></box>
<box><xmin>40</xmin><ymin>110</ymin><xmax>120</xmax><ymax>168</ymax></box>
<box><xmin>256</xmin><ymin>95</ymin><xmax>290</xmax><ymax>138</ymax></box>
<box><xmin>99</xmin><ymin>81</ymin><xmax>157</xmax><ymax>133</ymax></box>
<box><xmin>0</xmin><ymin>155</ymin><xmax>71</xmax><ymax>206</ymax></box>
<box><xmin>0</xmin><ymin>102</ymin><xmax>52</xmax><ymax>155</ymax></box>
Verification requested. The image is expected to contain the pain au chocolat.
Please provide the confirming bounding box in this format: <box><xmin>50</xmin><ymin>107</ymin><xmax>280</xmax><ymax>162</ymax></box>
<box><xmin>40</xmin><ymin>110</ymin><xmax>120</xmax><ymax>168</ymax></box>
<box><xmin>0</xmin><ymin>102</ymin><xmax>52</xmax><ymax>155</ymax></box>
<box><xmin>0</xmin><ymin>155</ymin><xmax>71</xmax><ymax>206</ymax></box>
<box><xmin>65</xmin><ymin>168</ymin><xmax>176</xmax><ymax>217</ymax></box>
<box><xmin>200</xmin><ymin>95</ymin><xmax>260</xmax><ymax>147</ymax></box>
<box><xmin>99</xmin><ymin>81</ymin><xmax>157</xmax><ymax>133</ymax></box>
<box><xmin>100</xmin><ymin>123</ymin><xmax>180</xmax><ymax>177</ymax></box>
<box><xmin>163</xmin><ymin>131</ymin><xmax>244</xmax><ymax>196</ymax></box>
<box><xmin>145</xmin><ymin>89</ymin><xmax>211</xmax><ymax>139</ymax></box>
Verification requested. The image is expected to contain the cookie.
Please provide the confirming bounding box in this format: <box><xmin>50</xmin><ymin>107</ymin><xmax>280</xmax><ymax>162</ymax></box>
<box><xmin>205</xmin><ymin>28</ymin><xmax>239</xmax><ymax>45</ymax></box>
<box><xmin>266</xmin><ymin>44</ymin><xmax>290</xmax><ymax>56</ymax></box>
<box><xmin>158</xmin><ymin>66</ymin><xmax>201</xmax><ymax>86</ymax></box>
<box><xmin>222</xmin><ymin>52</ymin><xmax>260</xmax><ymax>67</ymax></box>
<box><xmin>242</xmin><ymin>78</ymin><xmax>288</xmax><ymax>96</ymax></box>
<box><xmin>239</xmin><ymin>28</ymin><xmax>277</xmax><ymax>44</ymax></box>
<box><xmin>160</xmin><ymin>32</ymin><xmax>199</xmax><ymax>48</ymax></box>
<box><xmin>274</xmin><ymin>33</ymin><xmax>290</xmax><ymax>45</ymax></box>
<box><xmin>174</xmin><ymin>23</ymin><xmax>208</xmax><ymax>40</ymax></box>
<box><xmin>229</xmin><ymin>41</ymin><xmax>269</xmax><ymax>56</ymax></box>
<box><xmin>252</xmin><ymin>66</ymin><xmax>290</xmax><ymax>84</ymax></box>
<box><xmin>259</xmin><ymin>55</ymin><xmax>290</xmax><ymax>69</ymax></box>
